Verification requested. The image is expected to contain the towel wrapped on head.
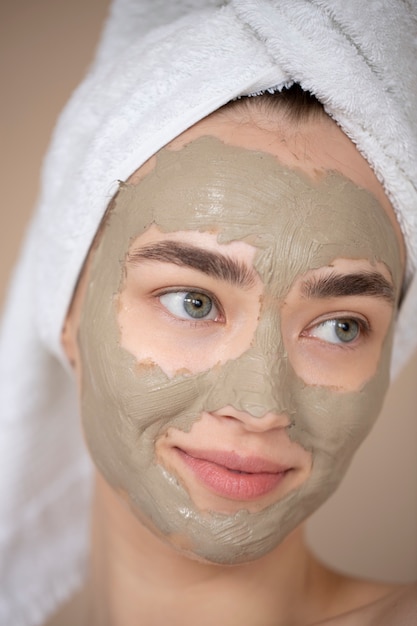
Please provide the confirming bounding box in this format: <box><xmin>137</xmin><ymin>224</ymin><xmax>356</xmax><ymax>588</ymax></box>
<box><xmin>0</xmin><ymin>1</ymin><xmax>416</xmax><ymax>624</ymax></box>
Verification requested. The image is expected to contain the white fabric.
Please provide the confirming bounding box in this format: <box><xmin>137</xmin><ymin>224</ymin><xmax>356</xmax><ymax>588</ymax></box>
<box><xmin>0</xmin><ymin>1</ymin><xmax>416</xmax><ymax>623</ymax></box>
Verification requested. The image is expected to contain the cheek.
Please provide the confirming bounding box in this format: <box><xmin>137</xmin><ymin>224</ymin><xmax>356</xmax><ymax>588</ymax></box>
<box><xmin>287</xmin><ymin>336</ymin><xmax>392</xmax><ymax>493</ymax></box>
<box><xmin>116</xmin><ymin>286</ymin><xmax>262</xmax><ymax>378</ymax></box>
<box><xmin>280</xmin><ymin>296</ymin><xmax>395</xmax><ymax>391</ymax></box>
<box><xmin>285</xmin><ymin>335</ymin><xmax>387</xmax><ymax>390</ymax></box>
<box><xmin>78</xmin><ymin>320</ymin><xmax>208</xmax><ymax>530</ymax></box>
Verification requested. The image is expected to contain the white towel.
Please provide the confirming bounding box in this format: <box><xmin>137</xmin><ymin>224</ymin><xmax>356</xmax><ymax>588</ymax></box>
<box><xmin>1</xmin><ymin>1</ymin><xmax>416</xmax><ymax>624</ymax></box>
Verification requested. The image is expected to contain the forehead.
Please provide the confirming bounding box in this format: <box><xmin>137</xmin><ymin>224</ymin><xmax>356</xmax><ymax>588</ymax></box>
<box><xmin>111</xmin><ymin>136</ymin><xmax>402</xmax><ymax>294</ymax></box>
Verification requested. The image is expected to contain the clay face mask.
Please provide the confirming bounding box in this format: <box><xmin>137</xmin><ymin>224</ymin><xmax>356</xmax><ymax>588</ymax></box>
<box><xmin>78</xmin><ymin>136</ymin><xmax>402</xmax><ymax>564</ymax></box>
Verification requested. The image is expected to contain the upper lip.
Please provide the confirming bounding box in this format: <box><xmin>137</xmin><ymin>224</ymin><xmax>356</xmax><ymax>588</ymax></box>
<box><xmin>176</xmin><ymin>447</ymin><xmax>291</xmax><ymax>474</ymax></box>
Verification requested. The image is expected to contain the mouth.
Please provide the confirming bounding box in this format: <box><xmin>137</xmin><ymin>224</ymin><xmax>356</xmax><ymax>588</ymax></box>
<box><xmin>174</xmin><ymin>447</ymin><xmax>291</xmax><ymax>501</ymax></box>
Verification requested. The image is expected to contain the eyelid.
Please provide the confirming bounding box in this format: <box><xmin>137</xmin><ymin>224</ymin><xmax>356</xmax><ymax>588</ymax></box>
<box><xmin>154</xmin><ymin>286</ymin><xmax>225</xmax><ymax>323</ymax></box>
<box><xmin>303</xmin><ymin>311</ymin><xmax>370</xmax><ymax>330</ymax></box>
<box><xmin>153</xmin><ymin>285</ymin><xmax>222</xmax><ymax>306</ymax></box>
<box><xmin>301</xmin><ymin>313</ymin><xmax>371</xmax><ymax>344</ymax></box>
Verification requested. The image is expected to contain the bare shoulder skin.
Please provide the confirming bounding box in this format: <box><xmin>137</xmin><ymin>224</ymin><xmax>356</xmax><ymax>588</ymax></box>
<box><xmin>313</xmin><ymin>581</ymin><xmax>417</xmax><ymax>626</ymax></box>
<box><xmin>42</xmin><ymin>587</ymin><xmax>88</xmax><ymax>626</ymax></box>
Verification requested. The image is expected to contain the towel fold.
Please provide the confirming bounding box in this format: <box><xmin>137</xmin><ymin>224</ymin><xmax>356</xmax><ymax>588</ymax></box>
<box><xmin>1</xmin><ymin>1</ymin><xmax>416</xmax><ymax>624</ymax></box>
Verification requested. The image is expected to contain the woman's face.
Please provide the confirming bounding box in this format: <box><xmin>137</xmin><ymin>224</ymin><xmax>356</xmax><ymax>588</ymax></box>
<box><xmin>64</xmin><ymin>109</ymin><xmax>404</xmax><ymax>564</ymax></box>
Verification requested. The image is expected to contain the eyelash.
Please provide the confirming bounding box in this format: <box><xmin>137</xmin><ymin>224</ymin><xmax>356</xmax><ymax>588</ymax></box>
<box><xmin>303</xmin><ymin>314</ymin><xmax>371</xmax><ymax>347</ymax></box>
<box><xmin>155</xmin><ymin>287</ymin><xmax>225</xmax><ymax>324</ymax></box>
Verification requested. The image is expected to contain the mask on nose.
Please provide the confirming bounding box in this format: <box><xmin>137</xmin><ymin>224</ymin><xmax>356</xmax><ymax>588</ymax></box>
<box><xmin>204</xmin><ymin>322</ymin><xmax>293</xmax><ymax>419</ymax></box>
<box><xmin>77</xmin><ymin>137</ymin><xmax>401</xmax><ymax>563</ymax></box>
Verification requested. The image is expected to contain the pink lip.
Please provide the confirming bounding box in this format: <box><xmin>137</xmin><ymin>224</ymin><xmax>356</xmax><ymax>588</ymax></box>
<box><xmin>175</xmin><ymin>448</ymin><xmax>290</xmax><ymax>501</ymax></box>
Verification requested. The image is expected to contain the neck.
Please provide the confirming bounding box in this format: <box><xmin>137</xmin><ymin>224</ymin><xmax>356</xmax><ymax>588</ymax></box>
<box><xmin>87</xmin><ymin>472</ymin><xmax>329</xmax><ymax>626</ymax></box>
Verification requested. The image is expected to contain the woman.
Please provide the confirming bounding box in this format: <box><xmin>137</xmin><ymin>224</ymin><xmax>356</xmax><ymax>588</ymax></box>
<box><xmin>1</xmin><ymin>1</ymin><xmax>416</xmax><ymax>624</ymax></box>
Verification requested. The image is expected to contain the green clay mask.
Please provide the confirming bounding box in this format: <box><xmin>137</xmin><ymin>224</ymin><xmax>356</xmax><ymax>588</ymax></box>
<box><xmin>78</xmin><ymin>137</ymin><xmax>402</xmax><ymax>564</ymax></box>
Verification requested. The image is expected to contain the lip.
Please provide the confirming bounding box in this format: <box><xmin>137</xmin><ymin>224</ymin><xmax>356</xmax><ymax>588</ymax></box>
<box><xmin>175</xmin><ymin>447</ymin><xmax>291</xmax><ymax>501</ymax></box>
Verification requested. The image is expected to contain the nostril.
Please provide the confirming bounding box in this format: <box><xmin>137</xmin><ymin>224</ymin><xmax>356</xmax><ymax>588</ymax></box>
<box><xmin>210</xmin><ymin>405</ymin><xmax>291</xmax><ymax>430</ymax></box>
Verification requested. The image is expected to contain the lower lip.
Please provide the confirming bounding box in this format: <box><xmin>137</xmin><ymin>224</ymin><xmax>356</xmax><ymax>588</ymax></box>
<box><xmin>176</xmin><ymin>449</ymin><xmax>288</xmax><ymax>501</ymax></box>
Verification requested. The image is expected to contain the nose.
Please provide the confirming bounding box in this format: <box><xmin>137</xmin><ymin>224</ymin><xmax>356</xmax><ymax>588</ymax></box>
<box><xmin>203</xmin><ymin>343</ymin><xmax>294</xmax><ymax>425</ymax></box>
<box><xmin>209</xmin><ymin>404</ymin><xmax>291</xmax><ymax>432</ymax></box>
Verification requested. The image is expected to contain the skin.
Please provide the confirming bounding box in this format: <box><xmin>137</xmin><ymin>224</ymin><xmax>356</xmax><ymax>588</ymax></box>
<box><xmin>61</xmin><ymin>106</ymin><xmax>411</xmax><ymax>625</ymax></box>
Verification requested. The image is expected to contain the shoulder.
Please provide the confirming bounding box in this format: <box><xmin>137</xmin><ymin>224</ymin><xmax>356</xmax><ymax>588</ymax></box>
<box><xmin>315</xmin><ymin>582</ymin><xmax>417</xmax><ymax>626</ymax></box>
<box><xmin>42</xmin><ymin>586</ymin><xmax>88</xmax><ymax>626</ymax></box>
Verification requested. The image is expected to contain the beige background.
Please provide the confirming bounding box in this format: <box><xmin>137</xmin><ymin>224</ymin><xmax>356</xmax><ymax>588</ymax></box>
<box><xmin>1</xmin><ymin>0</ymin><xmax>416</xmax><ymax>584</ymax></box>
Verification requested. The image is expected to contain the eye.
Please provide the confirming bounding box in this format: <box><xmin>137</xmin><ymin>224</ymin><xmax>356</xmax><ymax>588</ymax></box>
<box><xmin>159</xmin><ymin>291</ymin><xmax>220</xmax><ymax>321</ymax></box>
<box><xmin>308</xmin><ymin>317</ymin><xmax>364</xmax><ymax>344</ymax></box>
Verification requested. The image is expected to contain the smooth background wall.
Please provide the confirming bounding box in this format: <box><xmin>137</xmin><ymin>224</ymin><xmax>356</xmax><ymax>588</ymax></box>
<box><xmin>1</xmin><ymin>0</ymin><xmax>416</xmax><ymax>583</ymax></box>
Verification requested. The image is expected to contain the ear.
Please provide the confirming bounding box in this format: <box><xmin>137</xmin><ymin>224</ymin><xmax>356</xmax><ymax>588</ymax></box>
<box><xmin>61</xmin><ymin>252</ymin><xmax>93</xmax><ymax>376</ymax></box>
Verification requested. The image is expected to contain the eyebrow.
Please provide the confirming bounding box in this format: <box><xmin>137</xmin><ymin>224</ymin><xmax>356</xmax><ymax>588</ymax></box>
<box><xmin>128</xmin><ymin>240</ymin><xmax>257</xmax><ymax>288</ymax></box>
<box><xmin>302</xmin><ymin>271</ymin><xmax>395</xmax><ymax>304</ymax></box>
